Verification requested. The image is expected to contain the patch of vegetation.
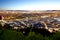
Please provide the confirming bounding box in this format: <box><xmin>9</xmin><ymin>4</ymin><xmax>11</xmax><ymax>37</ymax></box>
<box><xmin>0</xmin><ymin>29</ymin><xmax>60</xmax><ymax>40</ymax></box>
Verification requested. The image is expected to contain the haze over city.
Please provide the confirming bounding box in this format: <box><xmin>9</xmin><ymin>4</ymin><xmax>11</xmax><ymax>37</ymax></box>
<box><xmin>0</xmin><ymin>0</ymin><xmax>60</xmax><ymax>10</ymax></box>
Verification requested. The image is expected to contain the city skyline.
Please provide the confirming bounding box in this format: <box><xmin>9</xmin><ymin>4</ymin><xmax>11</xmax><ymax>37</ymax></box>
<box><xmin>0</xmin><ymin>0</ymin><xmax>60</xmax><ymax>10</ymax></box>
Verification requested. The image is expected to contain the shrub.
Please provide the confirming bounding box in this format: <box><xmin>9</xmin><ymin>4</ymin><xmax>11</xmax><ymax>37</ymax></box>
<box><xmin>0</xmin><ymin>29</ymin><xmax>25</xmax><ymax>40</ymax></box>
<box><xmin>51</xmin><ymin>32</ymin><xmax>60</xmax><ymax>40</ymax></box>
<box><xmin>0</xmin><ymin>29</ymin><xmax>60</xmax><ymax>40</ymax></box>
<box><xmin>26</xmin><ymin>32</ymin><xmax>44</xmax><ymax>40</ymax></box>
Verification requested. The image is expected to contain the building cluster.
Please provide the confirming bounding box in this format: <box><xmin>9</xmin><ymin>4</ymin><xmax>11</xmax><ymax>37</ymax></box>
<box><xmin>0</xmin><ymin>15</ymin><xmax>60</xmax><ymax>33</ymax></box>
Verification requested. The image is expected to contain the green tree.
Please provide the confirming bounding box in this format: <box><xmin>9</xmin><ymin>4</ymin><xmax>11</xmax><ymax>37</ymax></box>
<box><xmin>51</xmin><ymin>32</ymin><xmax>60</xmax><ymax>40</ymax></box>
<box><xmin>1</xmin><ymin>29</ymin><xmax>25</xmax><ymax>40</ymax></box>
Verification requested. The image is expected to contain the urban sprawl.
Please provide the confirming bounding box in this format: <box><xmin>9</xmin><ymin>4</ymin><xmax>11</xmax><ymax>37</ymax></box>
<box><xmin>0</xmin><ymin>10</ymin><xmax>60</xmax><ymax>34</ymax></box>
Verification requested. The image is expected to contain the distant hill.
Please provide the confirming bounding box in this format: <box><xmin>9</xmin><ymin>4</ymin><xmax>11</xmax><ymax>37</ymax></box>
<box><xmin>0</xmin><ymin>10</ymin><xmax>60</xmax><ymax>12</ymax></box>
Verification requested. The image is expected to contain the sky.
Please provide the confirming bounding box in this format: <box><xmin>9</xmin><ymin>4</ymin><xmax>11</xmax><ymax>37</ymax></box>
<box><xmin>0</xmin><ymin>0</ymin><xmax>60</xmax><ymax>10</ymax></box>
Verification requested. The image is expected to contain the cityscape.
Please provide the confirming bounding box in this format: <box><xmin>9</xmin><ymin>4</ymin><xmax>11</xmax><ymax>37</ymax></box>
<box><xmin>0</xmin><ymin>0</ymin><xmax>60</xmax><ymax>40</ymax></box>
<box><xmin>0</xmin><ymin>10</ymin><xmax>60</xmax><ymax>40</ymax></box>
<box><xmin>0</xmin><ymin>10</ymin><xmax>60</xmax><ymax>33</ymax></box>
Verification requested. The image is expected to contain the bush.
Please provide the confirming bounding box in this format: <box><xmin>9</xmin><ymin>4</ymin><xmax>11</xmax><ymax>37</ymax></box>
<box><xmin>0</xmin><ymin>29</ymin><xmax>60</xmax><ymax>40</ymax></box>
<box><xmin>51</xmin><ymin>32</ymin><xmax>60</xmax><ymax>40</ymax></box>
<box><xmin>0</xmin><ymin>29</ymin><xmax>25</xmax><ymax>40</ymax></box>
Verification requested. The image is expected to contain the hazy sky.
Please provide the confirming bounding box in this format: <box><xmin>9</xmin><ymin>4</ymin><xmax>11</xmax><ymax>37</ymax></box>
<box><xmin>0</xmin><ymin>0</ymin><xmax>60</xmax><ymax>10</ymax></box>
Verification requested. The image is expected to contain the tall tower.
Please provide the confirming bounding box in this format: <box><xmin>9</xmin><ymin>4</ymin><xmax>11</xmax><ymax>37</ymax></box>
<box><xmin>2</xmin><ymin>16</ymin><xmax>4</xmax><ymax>20</ymax></box>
